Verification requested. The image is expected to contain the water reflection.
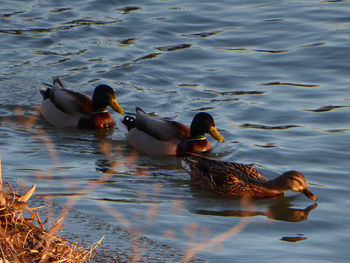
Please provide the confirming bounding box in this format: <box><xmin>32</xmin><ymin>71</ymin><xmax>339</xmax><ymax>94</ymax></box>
<box><xmin>117</xmin><ymin>6</ymin><xmax>141</xmax><ymax>14</ymax></box>
<box><xmin>94</xmin><ymin>138</ymin><xmax>141</xmax><ymax>175</ymax></box>
<box><xmin>302</xmin><ymin>105</ymin><xmax>349</xmax><ymax>113</ymax></box>
<box><xmin>240</xmin><ymin>123</ymin><xmax>301</xmax><ymax>130</ymax></box>
<box><xmin>156</xmin><ymin>43</ymin><xmax>192</xmax><ymax>52</ymax></box>
<box><xmin>94</xmin><ymin>141</ymin><xmax>154</xmax><ymax>177</ymax></box>
<box><xmin>119</xmin><ymin>38</ymin><xmax>140</xmax><ymax>45</ymax></box>
<box><xmin>261</xmin><ymin>82</ymin><xmax>319</xmax><ymax>88</ymax></box>
<box><xmin>280</xmin><ymin>235</ymin><xmax>307</xmax><ymax>242</ymax></box>
<box><xmin>93</xmin><ymin>128</ymin><xmax>114</xmax><ymax>140</ymax></box>
<box><xmin>193</xmin><ymin>202</ymin><xmax>317</xmax><ymax>222</ymax></box>
<box><xmin>94</xmin><ymin>147</ymin><xmax>182</xmax><ymax>177</ymax></box>
<box><xmin>94</xmin><ymin>155</ymin><xmax>151</xmax><ymax>177</ymax></box>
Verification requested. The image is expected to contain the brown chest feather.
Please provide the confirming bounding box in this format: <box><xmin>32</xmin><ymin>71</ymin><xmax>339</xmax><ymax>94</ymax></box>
<box><xmin>78</xmin><ymin>112</ymin><xmax>114</xmax><ymax>129</ymax></box>
<box><xmin>177</xmin><ymin>139</ymin><xmax>212</xmax><ymax>156</ymax></box>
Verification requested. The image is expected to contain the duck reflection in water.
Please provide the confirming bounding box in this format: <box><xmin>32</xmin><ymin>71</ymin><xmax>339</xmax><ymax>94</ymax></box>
<box><xmin>94</xmin><ymin>139</ymin><xmax>151</xmax><ymax>177</ymax></box>
<box><xmin>94</xmin><ymin>139</ymin><xmax>180</xmax><ymax>177</ymax></box>
<box><xmin>193</xmin><ymin>202</ymin><xmax>317</xmax><ymax>222</ymax></box>
<box><xmin>93</xmin><ymin>127</ymin><xmax>115</xmax><ymax>140</ymax></box>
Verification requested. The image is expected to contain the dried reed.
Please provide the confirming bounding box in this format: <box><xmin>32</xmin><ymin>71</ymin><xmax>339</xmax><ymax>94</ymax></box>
<box><xmin>0</xmin><ymin>174</ymin><xmax>101</xmax><ymax>263</ymax></box>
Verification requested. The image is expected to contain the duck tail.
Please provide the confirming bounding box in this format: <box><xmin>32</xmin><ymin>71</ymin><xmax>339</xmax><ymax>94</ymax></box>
<box><xmin>52</xmin><ymin>77</ymin><xmax>64</xmax><ymax>89</ymax></box>
<box><xmin>185</xmin><ymin>152</ymin><xmax>217</xmax><ymax>162</ymax></box>
<box><xmin>181</xmin><ymin>156</ymin><xmax>203</xmax><ymax>173</ymax></box>
<box><xmin>181</xmin><ymin>158</ymin><xmax>192</xmax><ymax>172</ymax></box>
<box><xmin>135</xmin><ymin>107</ymin><xmax>145</xmax><ymax>113</ymax></box>
<box><xmin>122</xmin><ymin>115</ymin><xmax>136</xmax><ymax>131</ymax></box>
<box><xmin>39</xmin><ymin>87</ymin><xmax>51</xmax><ymax>100</ymax></box>
<box><xmin>40</xmin><ymin>77</ymin><xmax>65</xmax><ymax>99</ymax></box>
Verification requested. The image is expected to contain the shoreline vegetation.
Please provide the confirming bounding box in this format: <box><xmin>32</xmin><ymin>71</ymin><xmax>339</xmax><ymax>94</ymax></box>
<box><xmin>0</xmin><ymin>162</ymin><xmax>102</xmax><ymax>262</ymax></box>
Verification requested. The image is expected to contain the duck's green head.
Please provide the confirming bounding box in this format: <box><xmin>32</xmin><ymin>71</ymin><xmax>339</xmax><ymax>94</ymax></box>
<box><xmin>190</xmin><ymin>112</ymin><xmax>225</xmax><ymax>142</ymax></box>
<box><xmin>92</xmin><ymin>85</ymin><xmax>125</xmax><ymax>114</ymax></box>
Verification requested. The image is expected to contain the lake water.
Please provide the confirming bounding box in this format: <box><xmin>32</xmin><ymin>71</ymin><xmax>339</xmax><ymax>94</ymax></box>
<box><xmin>1</xmin><ymin>0</ymin><xmax>350</xmax><ymax>262</ymax></box>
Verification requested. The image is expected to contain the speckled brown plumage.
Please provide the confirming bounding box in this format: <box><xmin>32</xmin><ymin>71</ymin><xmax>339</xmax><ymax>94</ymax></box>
<box><xmin>182</xmin><ymin>155</ymin><xmax>317</xmax><ymax>200</ymax></box>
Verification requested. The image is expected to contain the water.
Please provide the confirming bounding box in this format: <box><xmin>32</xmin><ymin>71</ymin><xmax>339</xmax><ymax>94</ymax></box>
<box><xmin>1</xmin><ymin>0</ymin><xmax>350</xmax><ymax>262</ymax></box>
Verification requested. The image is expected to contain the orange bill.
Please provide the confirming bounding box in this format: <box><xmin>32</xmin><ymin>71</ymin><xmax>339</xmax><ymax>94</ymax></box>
<box><xmin>301</xmin><ymin>188</ymin><xmax>317</xmax><ymax>201</ymax></box>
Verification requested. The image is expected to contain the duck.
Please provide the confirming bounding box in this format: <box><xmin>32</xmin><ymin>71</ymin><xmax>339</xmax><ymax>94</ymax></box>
<box><xmin>181</xmin><ymin>154</ymin><xmax>317</xmax><ymax>201</ymax></box>
<box><xmin>40</xmin><ymin>78</ymin><xmax>125</xmax><ymax>128</ymax></box>
<box><xmin>121</xmin><ymin>107</ymin><xmax>225</xmax><ymax>156</ymax></box>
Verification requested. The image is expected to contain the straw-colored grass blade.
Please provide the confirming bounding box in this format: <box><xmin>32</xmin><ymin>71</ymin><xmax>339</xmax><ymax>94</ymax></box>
<box><xmin>18</xmin><ymin>184</ymin><xmax>36</xmax><ymax>202</ymax></box>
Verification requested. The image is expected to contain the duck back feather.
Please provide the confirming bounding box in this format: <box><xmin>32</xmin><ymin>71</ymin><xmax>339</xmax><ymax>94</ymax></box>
<box><xmin>134</xmin><ymin>108</ymin><xmax>189</xmax><ymax>141</ymax></box>
<box><xmin>49</xmin><ymin>89</ymin><xmax>92</xmax><ymax>115</ymax></box>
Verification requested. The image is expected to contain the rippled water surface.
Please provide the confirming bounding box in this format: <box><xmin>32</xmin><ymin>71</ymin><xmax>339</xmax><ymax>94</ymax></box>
<box><xmin>1</xmin><ymin>0</ymin><xmax>350</xmax><ymax>262</ymax></box>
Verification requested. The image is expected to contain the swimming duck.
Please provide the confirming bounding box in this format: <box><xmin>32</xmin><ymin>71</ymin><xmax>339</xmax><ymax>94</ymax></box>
<box><xmin>182</xmin><ymin>155</ymin><xmax>317</xmax><ymax>200</ymax></box>
<box><xmin>40</xmin><ymin>78</ymin><xmax>124</xmax><ymax>128</ymax></box>
<box><xmin>121</xmin><ymin>108</ymin><xmax>225</xmax><ymax>156</ymax></box>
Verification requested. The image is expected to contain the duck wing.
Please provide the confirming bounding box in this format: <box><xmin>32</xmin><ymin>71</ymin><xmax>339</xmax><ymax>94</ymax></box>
<box><xmin>183</xmin><ymin>157</ymin><xmax>246</xmax><ymax>195</ymax></box>
<box><xmin>50</xmin><ymin>88</ymin><xmax>92</xmax><ymax>115</ymax></box>
<box><xmin>135</xmin><ymin>108</ymin><xmax>189</xmax><ymax>141</ymax></box>
<box><xmin>220</xmin><ymin>162</ymin><xmax>267</xmax><ymax>182</ymax></box>
<box><xmin>189</xmin><ymin>154</ymin><xmax>267</xmax><ymax>182</ymax></box>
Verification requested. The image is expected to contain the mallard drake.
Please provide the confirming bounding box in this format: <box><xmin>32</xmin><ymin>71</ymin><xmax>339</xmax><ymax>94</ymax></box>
<box><xmin>40</xmin><ymin>78</ymin><xmax>124</xmax><ymax>128</ymax></box>
<box><xmin>121</xmin><ymin>108</ymin><xmax>225</xmax><ymax>156</ymax></box>
<box><xmin>182</xmin><ymin>155</ymin><xmax>317</xmax><ymax>200</ymax></box>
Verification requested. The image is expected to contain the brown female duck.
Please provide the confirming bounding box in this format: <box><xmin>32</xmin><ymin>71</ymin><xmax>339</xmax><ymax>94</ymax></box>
<box><xmin>121</xmin><ymin>108</ymin><xmax>225</xmax><ymax>156</ymax></box>
<box><xmin>182</xmin><ymin>155</ymin><xmax>317</xmax><ymax>200</ymax></box>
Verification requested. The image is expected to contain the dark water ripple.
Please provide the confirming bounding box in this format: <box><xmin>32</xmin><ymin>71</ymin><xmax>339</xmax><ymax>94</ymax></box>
<box><xmin>240</xmin><ymin>123</ymin><xmax>302</xmax><ymax>130</ymax></box>
<box><xmin>302</xmin><ymin>105</ymin><xmax>350</xmax><ymax>112</ymax></box>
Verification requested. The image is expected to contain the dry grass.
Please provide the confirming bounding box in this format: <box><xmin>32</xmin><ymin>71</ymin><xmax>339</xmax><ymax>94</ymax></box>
<box><xmin>0</xmin><ymin>175</ymin><xmax>102</xmax><ymax>263</ymax></box>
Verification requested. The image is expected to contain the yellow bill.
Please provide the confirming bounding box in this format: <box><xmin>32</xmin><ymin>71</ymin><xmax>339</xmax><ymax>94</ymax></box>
<box><xmin>110</xmin><ymin>98</ymin><xmax>125</xmax><ymax>114</ymax></box>
<box><xmin>209</xmin><ymin>126</ymin><xmax>225</xmax><ymax>142</ymax></box>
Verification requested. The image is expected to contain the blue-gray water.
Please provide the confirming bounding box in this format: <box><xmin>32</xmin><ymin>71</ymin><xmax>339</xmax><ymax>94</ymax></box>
<box><xmin>1</xmin><ymin>0</ymin><xmax>350</xmax><ymax>262</ymax></box>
